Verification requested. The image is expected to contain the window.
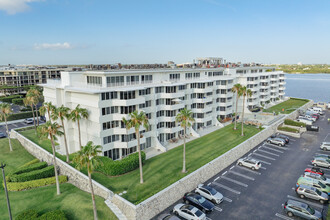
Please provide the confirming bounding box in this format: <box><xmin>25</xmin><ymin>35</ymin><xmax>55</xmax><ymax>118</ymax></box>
<box><xmin>120</xmin><ymin>105</ymin><xmax>136</xmax><ymax>114</ymax></box>
<box><xmin>178</xmin><ymin>85</ymin><xmax>186</xmax><ymax>90</ymax></box>
<box><xmin>120</xmin><ymin>91</ymin><xmax>136</xmax><ymax>100</ymax></box>
<box><xmin>126</xmin><ymin>75</ymin><xmax>139</xmax><ymax>85</ymax></box>
<box><xmin>101</xmin><ymin>106</ymin><xmax>118</xmax><ymax>116</ymax></box>
<box><xmin>101</xmin><ymin>92</ymin><xmax>117</xmax><ymax>100</ymax></box>
<box><xmin>155</xmin><ymin>87</ymin><xmax>164</xmax><ymax>93</ymax></box>
<box><xmin>139</xmin><ymin>88</ymin><xmax>151</xmax><ymax>95</ymax></box>
<box><xmin>103</xmin><ymin>135</ymin><xmax>119</xmax><ymax>144</ymax></box>
<box><xmin>102</xmin><ymin>121</ymin><xmax>120</xmax><ymax>130</ymax></box>
<box><xmin>87</xmin><ymin>76</ymin><xmax>102</xmax><ymax>85</ymax></box>
<box><xmin>165</xmin><ymin>86</ymin><xmax>176</xmax><ymax>93</ymax></box>
<box><xmin>169</xmin><ymin>74</ymin><xmax>180</xmax><ymax>81</ymax></box>
<box><xmin>141</xmin><ymin>75</ymin><xmax>152</xmax><ymax>83</ymax></box>
<box><xmin>107</xmin><ymin>76</ymin><xmax>124</xmax><ymax>87</ymax></box>
<box><xmin>185</xmin><ymin>73</ymin><xmax>192</xmax><ymax>79</ymax></box>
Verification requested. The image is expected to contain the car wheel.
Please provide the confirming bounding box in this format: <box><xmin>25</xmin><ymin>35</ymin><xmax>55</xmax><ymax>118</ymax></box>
<box><xmin>300</xmin><ymin>194</ymin><xmax>304</xmax><ymax>199</ymax></box>
<box><xmin>313</xmin><ymin>163</ymin><xmax>317</xmax><ymax>167</ymax></box>
<box><xmin>287</xmin><ymin>211</ymin><xmax>293</xmax><ymax>217</ymax></box>
<box><xmin>320</xmin><ymin>199</ymin><xmax>325</xmax><ymax>204</ymax></box>
<box><xmin>279</xmin><ymin>144</ymin><xmax>283</xmax><ymax>147</ymax></box>
<box><xmin>185</xmin><ymin>200</ymin><xmax>189</xmax><ymax>204</ymax></box>
<box><xmin>173</xmin><ymin>211</ymin><xmax>178</xmax><ymax>215</ymax></box>
<box><xmin>212</xmin><ymin>199</ymin><xmax>217</xmax><ymax>204</ymax></box>
<box><xmin>238</xmin><ymin>162</ymin><xmax>242</xmax><ymax>166</ymax></box>
<box><xmin>323</xmin><ymin>147</ymin><xmax>327</xmax><ymax>151</ymax></box>
<box><xmin>251</xmin><ymin>167</ymin><xmax>255</xmax><ymax>170</ymax></box>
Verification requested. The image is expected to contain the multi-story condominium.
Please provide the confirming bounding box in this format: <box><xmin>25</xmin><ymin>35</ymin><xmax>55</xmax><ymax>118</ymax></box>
<box><xmin>42</xmin><ymin>58</ymin><xmax>285</xmax><ymax>160</ymax></box>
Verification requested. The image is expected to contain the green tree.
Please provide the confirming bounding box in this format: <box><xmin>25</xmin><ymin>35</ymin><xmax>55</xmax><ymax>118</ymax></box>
<box><xmin>175</xmin><ymin>108</ymin><xmax>195</xmax><ymax>173</ymax></box>
<box><xmin>40</xmin><ymin>102</ymin><xmax>55</xmax><ymax>124</ymax></box>
<box><xmin>52</xmin><ymin>105</ymin><xmax>71</xmax><ymax>163</ymax></box>
<box><xmin>240</xmin><ymin>86</ymin><xmax>253</xmax><ymax>136</ymax></box>
<box><xmin>23</xmin><ymin>95</ymin><xmax>37</xmax><ymax>133</ymax></box>
<box><xmin>38</xmin><ymin>121</ymin><xmax>64</xmax><ymax>195</ymax></box>
<box><xmin>122</xmin><ymin>110</ymin><xmax>149</xmax><ymax>184</ymax></box>
<box><xmin>70</xmin><ymin>104</ymin><xmax>89</xmax><ymax>149</ymax></box>
<box><xmin>27</xmin><ymin>87</ymin><xmax>42</xmax><ymax>126</ymax></box>
<box><xmin>231</xmin><ymin>83</ymin><xmax>242</xmax><ymax>130</ymax></box>
<box><xmin>0</xmin><ymin>103</ymin><xmax>13</xmax><ymax>151</ymax></box>
<box><xmin>73</xmin><ymin>141</ymin><xmax>102</xmax><ymax>220</ymax></box>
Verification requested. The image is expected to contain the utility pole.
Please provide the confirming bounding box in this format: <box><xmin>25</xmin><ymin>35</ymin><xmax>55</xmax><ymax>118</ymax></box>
<box><xmin>1</xmin><ymin>162</ymin><xmax>12</xmax><ymax>220</ymax></box>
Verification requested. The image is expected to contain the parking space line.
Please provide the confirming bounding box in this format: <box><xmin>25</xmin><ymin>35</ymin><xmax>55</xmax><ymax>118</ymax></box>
<box><xmin>214</xmin><ymin>206</ymin><xmax>222</xmax><ymax>212</ymax></box>
<box><xmin>260</xmin><ymin>145</ymin><xmax>284</xmax><ymax>153</ymax></box>
<box><xmin>229</xmin><ymin>170</ymin><xmax>255</xmax><ymax>180</ymax></box>
<box><xmin>255</xmin><ymin>158</ymin><xmax>271</xmax><ymax>165</ymax></box>
<box><xmin>252</xmin><ymin>152</ymin><xmax>276</xmax><ymax>160</ymax></box>
<box><xmin>206</xmin><ymin>217</ymin><xmax>212</xmax><ymax>220</ymax></box>
<box><xmin>234</xmin><ymin>166</ymin><xmax>261</xmax><ymax>175</ymax></box>
<box><xmin>214</xmin><ymin>177</ymin><xmax>220</xmax><ymax>182</ymax></box>
<box><xmin>222</xmin><ymin>171</ymin><xmax>227</xmax><ymax>176</ymax></box>
<box><xmin>207</xmin><ymin>183</ymin><xmax>211</xmax><ymax>186</ymax></box>
<box><xmin>324</xmin><ymin>133</ymin><xmax>330</xmax><ymax>141</ymax></box>
<box><xmin>290</xmin><ymin>139</ymin><xmax>297</xmax><ymax>142</ymax></box>
<box><xmin>212</xmin><ymin>182</ymin><xmax>241</xmax><ymax>194</ymax></box>
<box><xmin>286</xmin><ymin>195</ymin><xmax>324</xmax><ymax>209</ymax></box>
<box><xmin>11</xmin><ymin>123</ymin><xmax>18</xmax><ymax>127</ymax></box>
<box><xmin>220</xmin><ymin>176</ymin><xmax>248</xmax><ymax>187</ymax></box>
<box><xmin>230</xmin><ymin>166</ymin><xmax>235</xmax><ymax>170</ymax></box>
<box><xmin>316</xmin><ymin>149</ymin><xmax>330</xmax><ymax>154</ymax></box>
<box><xmin>275</xmin><ymin>213</ymin><xmax>294</xmax><ymax>220</ymax></box>
<box><xmin>264</xmin><ymin>143</ymin><xmax>289</xmax><ymax>150</ymax></box>
<box><xmin>223</xmin><ymin>197</ymin><xmax>232</xmax><ymax>202</ymax></box>
<box><xmin>258</xmin><ymin>149</ymin><xmax>280</xmax><ymax>157</ymax></box>
<box><xmin>259</xmin><ymin>166</ymin><xmax>266</xmax><ymax>170</ymax></box>
<box><xmin>307</xmin><ymin>164</ymin><xmax>330</xmax><ymax>171</ymax></box>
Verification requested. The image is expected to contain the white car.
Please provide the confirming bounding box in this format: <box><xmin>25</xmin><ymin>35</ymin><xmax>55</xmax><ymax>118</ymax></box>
<box><xmin>296</xmin><ymin>118</ymin><xmax>313</xmax><ymax>125</ymax></box>
<box><xmin>173</xmin><ymin>203</ymin><xmax>206</xmax><ymax>220</ymax></box>
<box><xmin>237</xmin><ymin>157</ymin><xmax>261</xmax><ymax>170</ymax></box>
<box><xmin>303</xmin><ymin>115</ymin><xmax>316</xmax><ymax>122</ymax></box>
<box><xmin>195</xmin><ymin>184</ymin><xmax>223</xmax><ymax>204</ymax></box>
<box><xmin>304</xmin><ymin>172</ymin><xmax>330</xmax><ymax>186</ymax></box>
<box><xmin>312</xmin><ymin>157</ymin><xmax>330</xmax><ymax>168</ymax></box>
<box><xmin>320</xmin><ymin>142</ymin><xmax>330</xmax><ymax>151</ymax></box>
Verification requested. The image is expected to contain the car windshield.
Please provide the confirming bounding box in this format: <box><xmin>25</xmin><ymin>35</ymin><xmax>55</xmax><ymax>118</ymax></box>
<box><xmin>320</xmin><ymin>175</ymin><xmax>326</xmax><ymax>181</ymax></box>
<box><xmin>307</xmin><ymin>206</ymin><xmax>315</xmax><ymax>215</ymax></box>
<box><xmin>198</xmin><ymin>196</ymin><xmax>206</xmax><ymax>203</ymax></box>
<box><xmin>208</xmin><ymin>187</ymin><xmax>217</xmax><ymax>195</ymax></box>
<box><xmin>318</xmin><ymin>181</ymin><xmax>326</xmax><ymax>188</ymax></box>
<box><xmin>195</xmin><ymin>210</ymin><xmax>203</xmax><ymax>217</ymax></box>
<box><xmin>315</xmin><ymin>189</ymin><xmax>322</xmax><ymax>196</ymax></box>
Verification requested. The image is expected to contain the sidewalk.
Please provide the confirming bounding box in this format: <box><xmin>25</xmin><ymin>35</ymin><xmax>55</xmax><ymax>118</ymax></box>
<box><xmin>0</xmin><ymin>118</ymin><xmax>26</xmax><ymax>126</ymax></box>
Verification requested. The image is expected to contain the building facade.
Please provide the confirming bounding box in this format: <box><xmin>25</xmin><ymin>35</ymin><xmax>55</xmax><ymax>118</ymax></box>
<box><xmin>42</xmin><ymin>64</ymin><xmax>285</xmax><ymax>160</ymax></box>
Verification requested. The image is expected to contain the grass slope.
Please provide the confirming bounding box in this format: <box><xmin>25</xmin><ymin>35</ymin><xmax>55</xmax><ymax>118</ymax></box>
<box><xmin>263</xmin><ymin>98</ymin><xmax>309</xmax><ymax>114</ymax></box>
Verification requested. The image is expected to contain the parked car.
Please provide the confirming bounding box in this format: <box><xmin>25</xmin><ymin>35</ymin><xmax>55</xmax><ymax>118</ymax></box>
<box><xmin>306</xmin><ymin>125</ymin><xmax>319</xmax><ymax>132</ymax></box>
<box><xmin>282</xmin><ymin>199</ymin><xmax>323</xmax><ymax>219</ymax></box>
<box><xmin>183</xmin><ymin>192</ymin><xmax>215</xmax><ymax>213</ymax></box>
<box><xmin>270</xmin><ymin>133</ymin><xmax>290</xmax><ymax>143</ymax></box>
<box><xmin>157</xmin><ymin>213</ymin><xmax>181</xmax><ymax>220</ymax></box>
<box><xmin>320</xmin><ymin>142</ymin><xmax>330</xmax><ymax>151</ymax></box>
<box><xmin>311</xmin><ymin>107</ymin><xmax>324</xmax><ymax>115</ymax></box>
<box><xmin>266</xmin><ymin>137</ymin><xmax>286</xmax><ymax>146</ymax></box>
<box><xmin>173</xmin><ymin>204</ymin><xmax>206</xmax><ymax>220</ymax></box>
<box><xmin>304</xmin><ymin>172</ymin><xmax>330</xmax><ymax>186</ymax></box>
<box><xmin>0</xmin><ymin>132</ymin><xmax>6</xmax><ymax>138</ymax></box>
<box><xmin>250</xmin><ymin>107</ymin><xmax>261</xmax><ymax>112</ymax></box>
<box><xmin>312</xmin><ymin>157</ymin><xmax>330</xmax><ymax>168</ymax></box>
<box><xmin>315</xmin><ymin>154</ymin><xmax>330</xmax><ymax>160</ymax></box>
<box><xmin>312</xmin><ymin>114</ymin><xmax>320</xmax><ymax>120</ymax></box>
<box><xmin>305</xmin><ymin>167</ymin><xmax>325</xmax><ymax>176</ymax></box>
<box><xmin>297</xmin><ymin>118</ymin><xmax>313</xmax><ymax>125</ymax></box>
<box><xmin>195</xmin><ymin>184</ymin><xmax>223</xmax><ymax>204</ymax></box>
<box><xmin>296</xmin><ymin>184</ymin><xmax>329</xmax><ymax>204</ymax></box>
<box><xmin>24</xmin><ymin>118</ymin><xmax>34</xmax><ymax>124</ymax></box>
<box><xmin>304</xmin><ymin>115</ymin><xmax>317</xmax><ymax>122</ymax></box>
<box><xmin>237</xmin><ymin>157</ymin><xmax>261</xmax><ymax>170</ymax></box>
<box><xmin>297</xmin><ymin>176</ymin><xmax>330</xmax><ymax>195</ymax></box>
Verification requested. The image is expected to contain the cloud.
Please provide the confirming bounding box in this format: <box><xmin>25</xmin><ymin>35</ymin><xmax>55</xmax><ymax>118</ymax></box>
<box><xmin>34</xmin><ymin>42</ymin><xmax>73</xmax><ymax>50</ymax></box>
<box><xmin>0</xmin><ymin>0</ymin><xmax>43</xmax><ymax>15</ymax></box>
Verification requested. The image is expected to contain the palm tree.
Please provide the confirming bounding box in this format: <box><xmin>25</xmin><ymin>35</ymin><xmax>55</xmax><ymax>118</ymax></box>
<box><xmin>27</xmin><ymin>87</ymin><xmax>42</xmax><ymax>126</ymax></box>
<box><xmin>40</xmin><ymin>102</ymin><xmax>55</xmax><ymax>124</ymax></box>
<box><xmin>122</xmin><ymin>110</ymin><xmax>149</xmax><ymax>184</ymax></box>
<box><xmin>0</xmin><ymin>103</ymin><xmax>13</xmax><ymax>151</ymax></box>
<box><xmin>23</xmin><ymin>95</ymin><xmax>37</xmax><ymax>133</ymax></box>
<box><xmin>240</xmin><ymin>86</ymin><xmax>253</xmax><ymax>136</ymax></box>
<box><xmin>70</xmin><ymin>104</ymin><xmax>89</xmax><ymax>149</ymax></box>
<box><xmin>175</xmin><ymin>108</ymin><xmax>194</xmax><ymax>173</ymax></box>
<box><xmin>38</xmin><ymin>121</ymin><xmax>63</xmax><ymax>195</ymax></box>
<box><xmin>73</xmin><ymin>141</ymin><xmax>102</xmax><ymax>220</ymax></box>
<box><xmin>231</xmin><ymin>83</ymin><xmax>242</xmax><ymax>130</ymax></box>
<box><xmin>52</xmin><ymin>105</ymin><xmax>71</xmax><ymax>163</ymax></box>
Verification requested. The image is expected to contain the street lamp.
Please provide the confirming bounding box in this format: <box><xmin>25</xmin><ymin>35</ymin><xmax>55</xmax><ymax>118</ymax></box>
<box><xmin>1</xmin><ymin>162</ymin><xmax>12</xmax><ymax>220</ymax></box>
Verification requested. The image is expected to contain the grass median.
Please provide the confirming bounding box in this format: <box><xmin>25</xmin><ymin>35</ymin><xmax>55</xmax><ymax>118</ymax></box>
<box><xmin>263</xmin><ymin>98</ymin><xmax>309</xmax><ymax>114</ymax></box>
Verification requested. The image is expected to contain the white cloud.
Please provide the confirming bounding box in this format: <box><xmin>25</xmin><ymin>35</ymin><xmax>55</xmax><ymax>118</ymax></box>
<box><xmin>0</xmin><ymin>0</ymin><xmax>43</xmax><ymax>15</ymax></box>
<box><xmin>34</xmin><ymin>42</ymin><xmax>73</xmax><ymax>50</ymax></box>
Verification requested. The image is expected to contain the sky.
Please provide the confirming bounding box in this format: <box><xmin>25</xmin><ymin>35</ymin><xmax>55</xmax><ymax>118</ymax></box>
<box><xmin>0</xmin><ymin>0</ymin><xmax>330</xmax><ymax>65</ymax></box>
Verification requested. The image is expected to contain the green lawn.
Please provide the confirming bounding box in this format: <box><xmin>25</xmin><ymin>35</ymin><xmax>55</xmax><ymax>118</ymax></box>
<box><xmin>263</xmin><ymin>98</ymin><xmax>309</xmax><ymax>114</ymax></box>
<box><xmin>0</xmin><ymin>138</ymin><xmax>117</xmax><ymax>220</ymax></box>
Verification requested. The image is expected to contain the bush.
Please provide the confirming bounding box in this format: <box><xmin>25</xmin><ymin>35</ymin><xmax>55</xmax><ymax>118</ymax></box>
<box><xmin>0</xmin><ymin>95</ymin><xmax>21</xmax><ymax>103</ymax></box>
<box><xmin>6</xmin><ymin>111</ymin><xmax>38</xmax><ymax>121</ymax></box>
<box><xmin>16</xmin><ymin>209</ymin><xmax>38</xmax><ymax>220</ymax></box>
<box><xmin>7</xmin><ymin>176</ymin><xmax>67</xmax><ymax>191</ymax></box>
<box><xmin>9</xmin><ymin>166</ymin><xmax>55</xmax><ymax>182</ymax></box>
<box><xmin>12</xmin><ymin>162</ymin><xmax>48</xmax><ymax>176</ymax></box>
<box><xmin>284</xmin><ymin>119</ymin><xmax>306</xmax><ymax>127</ymax></box>
<box><xmin>278</xmin><ymin>126</ymin><xmax>299</xmax><ymax>133</ymax></box>
<box><xmin>96</xmin><ymin>151</ymin><xmax>146</xmax><ymax>176</ymax></box>
<box><xmin>20</xmin><ymin>159</ymin><xmax>40</xmax><ymax>168</ymax></box>
<box><xmin>12</xmin><ymin>98</ymin><xmax>24</xmax><ymax>105</ymax></box>
<box><xmin>39</xmin><ymin>210</ymin><xmax>67</xmax><ymax>220</ymax></box>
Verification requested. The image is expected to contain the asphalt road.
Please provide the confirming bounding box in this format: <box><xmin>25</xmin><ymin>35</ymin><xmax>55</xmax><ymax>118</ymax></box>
<box><xmin>0</xmin><ymin>120</ymin><xmax>42</xmax><ymax>138</ymax></box>
<box><xmin>154</xmin><ymin>110</ymin><xmax>330</xmax><ymax>220</ymax></box>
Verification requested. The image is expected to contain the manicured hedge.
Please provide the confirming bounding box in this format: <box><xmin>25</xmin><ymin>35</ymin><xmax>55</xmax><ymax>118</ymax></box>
<box><xmin>12</xmin><ymin>162</ymin><xmax>48</xmax><ymax>176</ymax></box>
<box><xmin>278</xmin><ymin>126</ymin><xmax>299</xmax><ymax>133</ymax></box>
<box><xmin>20</xmin><ymin>159</ymin><xmax>40</xmax><ymax>168</ymax></box>
<box><xmin>0</xmin><ymin>95</ymin><xmax>21</xmax><ymax>103</ymax></box>
<box><xmin>16</xmin><ymin>209</ymin><xmax>38</xmax><ymax>220</ymax></box>
<box><xmin>12</xmin><ymin>98</ymin><xmax>24</xmax><ymax>105</ymax></box>
<box><xmin>9</xmin><ymin>166</ymin><xmax>55</xmax><ymax>182</ymax></box>
<box><xmin>39</xmin><ymin>210</ymin><xmax>67</xmax><ymax>220</ymax></box>
<box><xmin>6</xmin><ymin>111</ymin><xmax>37</xmax><ymax>121</ymax></box>
<box><xmin>284</xmin><ymin>119</ymin><xmax>305</xmax><ymax>127</ymax></box>
<box><xmin>96</xmin><ymin>151</ymin><xmax>146</xmax><ymax>176</ymax></box>
<box><xmin>6</xmin><ymin>175</ymin><xmax>67</xmax><ymax>191</ymax></box>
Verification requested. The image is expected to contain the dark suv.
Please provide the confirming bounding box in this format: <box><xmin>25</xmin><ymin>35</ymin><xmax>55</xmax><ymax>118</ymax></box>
<box><xmin>183</xmin><ymin>192</ymin><xmax>214</xmax><ymax>213</ymax></box>
<box><xmin>283</xmin><ymin>199</ymin><xmax>323</xmax><ymax>219</ymax></box>
<box><xmin>271</xmin><ymin>133</ymin><xmax>290</xmax><ymax>143</ymax></box>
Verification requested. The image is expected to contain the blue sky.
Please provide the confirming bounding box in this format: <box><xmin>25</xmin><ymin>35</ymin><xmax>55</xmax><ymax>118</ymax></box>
<box><xmin>1</xmin><ymin>0</ymin><xmax>330</xmax><ymax>65</ymax></box>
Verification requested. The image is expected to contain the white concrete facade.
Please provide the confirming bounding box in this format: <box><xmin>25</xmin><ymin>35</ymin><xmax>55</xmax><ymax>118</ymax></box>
<box><xmin>42</xmin><ymin>65</ymin><xmax>285</xmax><ymax>160</ymax></box>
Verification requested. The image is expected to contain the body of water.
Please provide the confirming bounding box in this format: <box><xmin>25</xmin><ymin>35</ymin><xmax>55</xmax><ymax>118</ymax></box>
<box><xmin>285</xmin><ymin>73</ymin><xmax>330</xmax><ymax>102</ymax></box>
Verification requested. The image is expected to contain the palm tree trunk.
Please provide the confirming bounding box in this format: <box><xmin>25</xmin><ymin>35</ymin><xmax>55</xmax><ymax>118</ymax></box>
<box><xmin>61</xmin><ymin>118</ymin><xmax>70</xmax><ymax>163</ymax></box>
<box><xmin>35</xmin><ymin>105</ymin><xmax>39</xmax><ymax>126</ymax></box>
<box><xmin>234</xmin><ymin>93</ymin><xmax>239</xmax><ymax>130</ymax></box>
<box><xmin>182</xmin><ymin>127</ymin><xmax>186</xmax><ymax>173</ymax></box>
<box><xmin>31</xmin><ymin>104</ymin><xmax>37</xmax><ymax>133</ymax></box>
<box><xmin>47</xmin><ymin>109</ymin><xmax>52</xmax><ymax>123</ymax></box>
<box><xmin>50</xmin><ymin>135</ymin><xmax>61</xmax><ymax>195</ymax></box>
<box><xmin>4</xmin><ymin>117</ymin><xmax>13</xmax><ymax>151</ymax></box>
<box><xmin>88</xmin><ymin>168</ymin><xmax>98</xmax><ymax>220</ymax></box>
<box><xmin>137</xmin><ymin>131</ymin><xmax>144</xmax><ymax>184</ymax></box>
<box><xmin>78</xmin><ymin>119</ymin><xmax>82</xmax><ymax>149</ymax></box>
<box><xmin>241</xmin><ymin>95</ymin><xmax>246</xmax><ymax>136</ymax></box>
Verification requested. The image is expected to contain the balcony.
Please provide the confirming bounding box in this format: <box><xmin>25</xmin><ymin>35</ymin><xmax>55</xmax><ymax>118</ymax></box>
<box><xmin>191</xmin><ymin>106</ymin><xmax>213</xmax><ymax>113</ymax></box>
<box><xmin>157</xmin><ymin>126</ymin><xmax>183</xmax><ymax>134</ymax></box>
<box><xmin>158</xmin><ymin>103</ymin><xmax>185</xmax><ymax>111</ymax></box>
<box><xmin>194</xmin><ymin>116</ymin><xmax>212</xmax><ymax>123</ymax></box>
<box><xmin>191</xmin><ymin>87</ymin><xmax>213</xmax><ymax>93</ymax></box>
<box><xmin>112</xmin><ymin>136</ymin><xmax>146</xmax><ymax>149</ymax></box>
<box><xmin>191</xmin><ymin>97</ymin><xmax>213</xmax><ymax>103</ymax></box>
<box><xmin>156</xmin><ymin>91</ymin><xmax>185</xmax><ymax>99</ymax></box>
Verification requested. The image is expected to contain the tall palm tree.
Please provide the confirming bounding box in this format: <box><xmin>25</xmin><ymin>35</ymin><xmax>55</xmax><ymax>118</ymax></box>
<box><xmin>240</xmin><ymin>86</ymin><xmax>253</xmax><ymax>136</ymax></box>
<box><xmin>52</xmin><ymin>105</ymin><xmax>71</xmax><ymax>163</ymax></box>
<box><xmin>0</xmin><ymin>103</ymin><xmax>13</xmax><ymax>151</ymax></box>
<box><xmin>40</xmin><ymin>102</ymin><xmax>55</xmax><ymax>124</ymax></box>
<box><xmin>175</xmin><ymin>108</ymin><xmax>195</xmax><ymax>173</ymax></box>
<box><xmin>73</xmin><ymin>141</ymin><xmax>102</xmax><ymax>220</ymax></box>
<box><xmin>231</xmin><ymin>83</ymin><xmax>242</xmax><ymax>130</ymax></box>
<box><xmin>23</xmin><ymin>96</ymin><xmax>37</xmax><ymax>133</ymax></box>
<box><xmin>38</xmin><ymin>121</ymin><xmax>63</xmax><ymax>195</ymax></box>
<box><xmin>70</xmin><ymin>104</ymin><xmax>89</xmax><ymax>149</ymax></box>
<box><xmin>122</xmin><ymin>110</ymin><xmax>149</xmax><ymax>184</ymax></box>
<box><xmin>27</xmin><ymin>87</ymin><xmax>42</xmax><ymax>126</ymax></box>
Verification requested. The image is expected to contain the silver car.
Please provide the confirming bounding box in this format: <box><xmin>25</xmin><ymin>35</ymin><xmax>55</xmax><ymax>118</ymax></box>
<box><xmin>320</xmin><ymin>142</ymin><xmax>330</xmax><ymax>151</ymax></box>
<box><xmin>173</xmin><ymin>204</ymin><xmax>206</xmax><ymax>220</ymax></box>
<box><xmin>266</xmin><ymin>137</ymin><xmax>286</xmax><ymax>147</ymax></box>
<box><xmin>237</xmin><ymin>157</ymin><xmax>261</xmax><ymax>170</ymax></box>
<box><xmin>296</xmin><ymin>184</ymin><xmax>328</xmax><ymax>204</ymax></box>
<box><xmin>304</xmin><ymin>172</ymin><xmax>330</xmax><ymax>186</ymax></box>
<box><xmin>312</xmin><ymin>157</ymin><xmax>330</xmax><ymax>168</ymax></box>
<box><xmin>195</xmin><ymin>184</ymin><xmax>223</xmax><ymax>204</ymax></box>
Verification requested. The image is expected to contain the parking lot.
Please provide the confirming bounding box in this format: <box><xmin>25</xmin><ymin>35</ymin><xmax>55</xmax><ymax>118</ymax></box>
<box><xmin>155</xmin><ymin>110</ymin><xmax>330</xmax><ymax>220</ymax></box>
<box><xmin>0</xmin><ymin>120</ymin><xmax>41</xmax><ymax>138</ymax></box>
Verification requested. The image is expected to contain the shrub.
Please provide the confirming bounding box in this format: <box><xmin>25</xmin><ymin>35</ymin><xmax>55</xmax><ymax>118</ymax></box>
<box><xmin>20</xmin><ymin>159</ymin><xmax>40</xmax><ymax>168</ymax></box>
<box><xmin>0</xmin><ymin>95</ymin><xmax>21</xmax><ymax>103</ymax></box>
<box><xmin>284</xmin><ymin>119</ymin><xmax>305</xmax><ymax>127</ymax></box>
<box><xmin>16</xmin><ymin>209</ymin><xmax>38</xmax><ymax>220</ymax></box>
<box><xmin>39</xmin><ymin>210</ymin><xmax>67</xmax><ymax>220</ymax></box>
<box><xmin>9</xmin><ymin>166</ymin><xmax>55</xmax><ymax>182</ymax></box>
<box><xmin>12</xmin><ymin>162</ymin><xmax>48</xmax><ymax>176</ymax></box>
<box><xmin>96</xmin><ymin>151</ymin><xmax>146</xmax><ymax>176</ymax></box>
<box><xmin>278</xmin><ymin>126</ymin><xmax>299</xmax><ymax>133</ymax></box>
<box><xmin>12</xmin><ymin>98</ymin><xmax>24</xmax><ymax>105</ymax></box>
<box><xmin>6</xmin><ymin>111</ymin><xmax>38</xmax><ymax>121</ymax></box>
<box><xmin>7</xmin><ymin>176</ymin><xmax>67</xmax><ymax>191</ymax></box>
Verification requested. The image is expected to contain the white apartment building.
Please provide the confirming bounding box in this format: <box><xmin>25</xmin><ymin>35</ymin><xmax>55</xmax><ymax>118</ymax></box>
<box><xmin>42</xmin><ymin>60</ymin><xmax>285</xmax><ymax>160</ymax></box>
